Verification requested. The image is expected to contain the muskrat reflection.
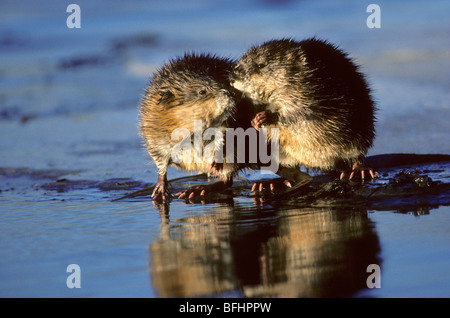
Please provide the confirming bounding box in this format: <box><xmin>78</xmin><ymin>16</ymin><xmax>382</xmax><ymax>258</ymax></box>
<box><xmin>149</xmin><ymin>204</ymin><xmax>380</xmax><ymax>297</ymax></box>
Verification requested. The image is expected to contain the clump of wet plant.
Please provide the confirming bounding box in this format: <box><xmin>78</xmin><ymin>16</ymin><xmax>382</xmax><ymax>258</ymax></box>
<box><xmin>389</xmin><ymin>169</ymin><xmax>435</xmax><ymax>188</ymax></box>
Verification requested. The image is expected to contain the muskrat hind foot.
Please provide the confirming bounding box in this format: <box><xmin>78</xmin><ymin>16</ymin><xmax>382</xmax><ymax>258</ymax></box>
<box><xmin>176</xmin><ymin>178</ymin><xmax>232</xmax><ymax>201</ymax></box>
<box><xmin>251</xmin><ymin>174</ymin><xmax>312</xmax><ymax>204</ymax></box>
<box><xmin>251</xmin><ymin>178</ymin><xmax>292</xmax><ymax>205</ymax></box>
<box><xmin>340</xmin><ymin>161</ymin><xmax>379</xmax><ymax>181</ymax></box>
<box><xmin>176</xmin><ymin>185</ymin><xmax>207</xmax><ymax>200</ymax></box>
<box><xmin>251</xmin><ymin>178</ymin><xmax>293</xmax><ymax>193</ymax></box>
<box><xmin>210</xmin><ymin>161</ymin><xmax>223</xmax><ymax>175</ymax></box>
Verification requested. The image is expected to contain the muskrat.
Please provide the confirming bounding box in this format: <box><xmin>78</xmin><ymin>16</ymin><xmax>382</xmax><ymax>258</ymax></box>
<box><xmin>140</xmin><ymin>53</ymin><xmax>260</xmax><ymax>201</ymax></box>
<box><xmin>230</xmin><ymin>38</ymin><xmax>377</xmax><ymax>188</ymax></box>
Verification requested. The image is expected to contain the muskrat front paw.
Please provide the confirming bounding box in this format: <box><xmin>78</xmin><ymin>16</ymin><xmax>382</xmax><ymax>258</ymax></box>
<box><xmin>151</xmin><ymin>183</ymin><xmax>172</xmax><ymax>201</ymax></box>
<box><xmin>340</xmin><ymin>162</ymin><xmax>379</xmax><ymax>181</ymax></box>
<box><xmin>151</xmin><ymin>174</ymin><xmax>172</xmax><ymax>201</ymax></box>
<box><xmin>251</xmin><ymin>111</ymin><xmax>267</xmax><ymax>131</ymax></box>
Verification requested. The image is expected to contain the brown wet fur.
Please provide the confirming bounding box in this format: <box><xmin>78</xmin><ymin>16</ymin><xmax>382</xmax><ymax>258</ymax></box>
<box><xmin>140</xmin><ymin>53</ymin><xmax>261</xmax><ymax>201</ymax></box>
<box><xmin>231</xmin><ymin>38</ymin><xmax>377</xmax><ymax>182</ymax></box>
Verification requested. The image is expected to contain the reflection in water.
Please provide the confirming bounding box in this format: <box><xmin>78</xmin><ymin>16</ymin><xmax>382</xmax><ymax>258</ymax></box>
<box><xmin>149</xmin><ymin>202</ymin><xmax>380</xmax><ymax>297</ymax></box>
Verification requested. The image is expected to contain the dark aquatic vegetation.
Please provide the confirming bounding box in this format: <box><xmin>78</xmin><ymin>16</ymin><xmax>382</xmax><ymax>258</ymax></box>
<box><xmin>115</xmin><ymin>154</ymin><xmax>450</xmax><ymax>212</ymax></box>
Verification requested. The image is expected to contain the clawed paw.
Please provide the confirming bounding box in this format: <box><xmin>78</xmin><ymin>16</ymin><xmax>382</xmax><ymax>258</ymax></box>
<box><xmin>151</xmin><ymin>176</ymin><xmax>172</xmax><ymax>202</ymax></box>
<box><xmin>175</xmin><ymin>185</ymin><xmax>208</xmax><ymax>200</ymax></box>
<box><xmin>251</xmin><ymin>178</ymin><xmax>293</xmax><ymax>193</ymax></box>
<box><xmin>251</xmin><ymin>111</ymin><xmax>267</xmax><ymax>131</ymax></box>
<box><xmin>250</xmin><ymin>178</ymin><xmax>295</xmax><ymax>204</ymax></box>
<box><xmin>340</xmin><ymin>162</ymin><xmax>379</xmax><ymax>181</ymax></box>
<box><xmin>210</xmin><ymin>161</ymin><xmax>223</xmax><ymax>175</ymax></box>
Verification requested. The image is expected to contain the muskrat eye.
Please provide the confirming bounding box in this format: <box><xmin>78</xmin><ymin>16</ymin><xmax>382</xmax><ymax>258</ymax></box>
<box><xmin>198</xmin><ymin>89</ymin><xmax>207</xmax><ymax>95</ymax></box>
<box><xmin>257</xmin><ymin>63</ymin><xmax>266</xmax><ymax>69</ymax></box>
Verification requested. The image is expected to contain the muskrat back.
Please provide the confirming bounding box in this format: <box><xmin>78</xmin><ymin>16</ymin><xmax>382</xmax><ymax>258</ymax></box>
<box><xmin>231</xmin><ymin>38</ymin><xmax>376</xmax><ymax>175</ymax></box>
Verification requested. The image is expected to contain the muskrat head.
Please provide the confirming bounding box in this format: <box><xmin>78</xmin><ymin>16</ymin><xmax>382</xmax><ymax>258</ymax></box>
<box><xmin>231</xmin><ymin>39</ymin><xmax>299</xmax><ymax>102</ymax></box>
<box><xmin>154</xmin><ymin>53</ymin><xmax>238</xmax><ymax>131</ymax></box>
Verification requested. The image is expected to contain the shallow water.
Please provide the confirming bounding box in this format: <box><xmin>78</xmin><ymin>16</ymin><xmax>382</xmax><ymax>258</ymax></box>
<box><xmin>1</xmin><ymin>169</ymin><xmax>449</xmax><ymax>298</ymax></box>
<box><xmin>1</xmin><ymin>0</ymin><xmax>449</xmax><ymax>298</ymax></box>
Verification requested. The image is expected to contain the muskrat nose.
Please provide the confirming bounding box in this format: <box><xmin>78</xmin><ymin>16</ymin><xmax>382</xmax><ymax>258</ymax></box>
<box><xmin>220</xmin><ymin>88</ymin><xmax>234</xmax><ymax>97</ymax></box>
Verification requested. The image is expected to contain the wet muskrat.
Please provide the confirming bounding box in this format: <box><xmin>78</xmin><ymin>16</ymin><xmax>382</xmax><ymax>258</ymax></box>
<box><xmin>231</xmin><ymin>38</ymin><xmax>377</xmax><ymax>189</ymax></box>
<box><xmin>140</xmin><ymin>53</ymin><xmax>261</xmax><ymax>201</ymax></box>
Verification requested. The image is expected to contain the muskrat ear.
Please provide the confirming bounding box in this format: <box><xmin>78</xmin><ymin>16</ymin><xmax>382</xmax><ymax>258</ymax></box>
<box><xmin>157</xmin><ymin>89</ymin><xmax>175</xmax><ymax>104</ymax></box>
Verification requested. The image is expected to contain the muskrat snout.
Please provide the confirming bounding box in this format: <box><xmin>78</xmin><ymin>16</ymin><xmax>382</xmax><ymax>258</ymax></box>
<box><xmin>228</xmin><ymin>72</ymin><xmax>242</xmax><ymax>89</ymax></box>
<box><xmin>229</xmin><ymin>64</ymin><xmax>246</xmax><ymax>83</ymax></box>
<box><xmin>229</xmin><ymin>74</ymin><xmax>245</xmax><ymax>92</ymax></box>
